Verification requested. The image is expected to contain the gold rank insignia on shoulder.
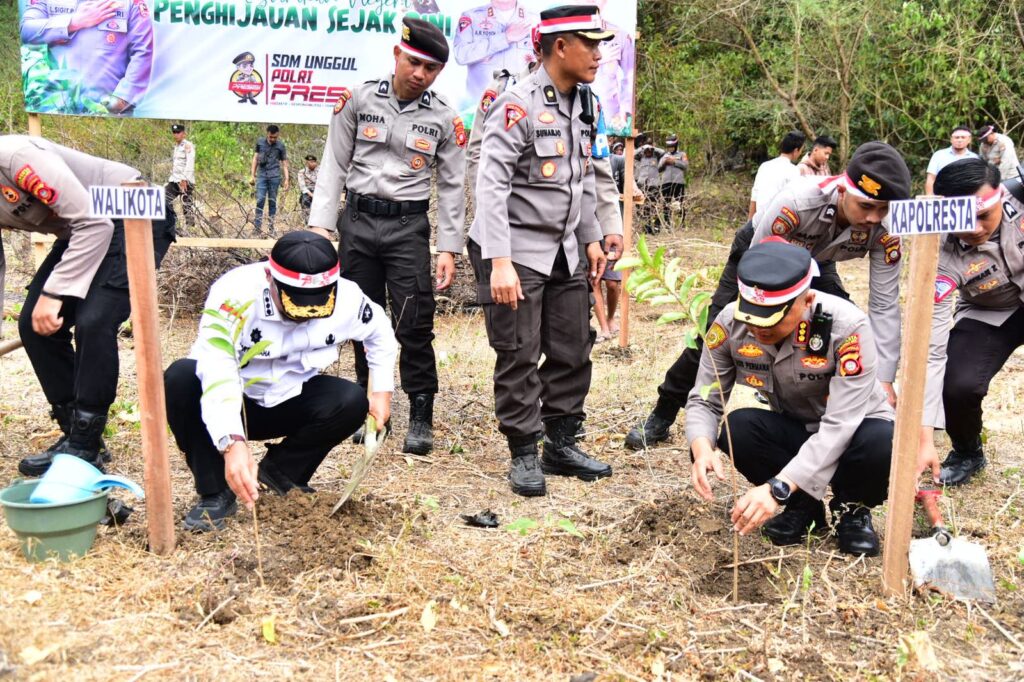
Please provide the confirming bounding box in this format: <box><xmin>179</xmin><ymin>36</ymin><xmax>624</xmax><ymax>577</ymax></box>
<box><xmin>543</xmin><ymin>86</ymin><xmax>557</xmax><ymax>105</ymax></box>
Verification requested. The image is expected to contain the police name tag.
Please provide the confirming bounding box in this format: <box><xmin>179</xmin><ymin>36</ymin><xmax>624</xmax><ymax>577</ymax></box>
<box><xmin>90</xmin><ymin>186</ymin><xmax>166</xmax><ymax>220</ymax></box>
<box><xmin>887</xmin><ymin>196</ymin><xmax>976</xmax><ymax>236</ymax></box>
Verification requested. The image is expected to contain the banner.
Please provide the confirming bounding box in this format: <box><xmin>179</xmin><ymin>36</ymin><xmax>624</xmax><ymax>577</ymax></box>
<box><xmin>18</xmin><ymin>0</ymin><xmax>636</xmax><ymax>134</ymax></box>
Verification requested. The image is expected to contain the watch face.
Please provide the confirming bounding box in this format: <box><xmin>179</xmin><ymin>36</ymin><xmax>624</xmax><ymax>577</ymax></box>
<box><xmin>770</xmin><ymin>478</ymin><xmax>791</xmax><ymax>502</ymax></box>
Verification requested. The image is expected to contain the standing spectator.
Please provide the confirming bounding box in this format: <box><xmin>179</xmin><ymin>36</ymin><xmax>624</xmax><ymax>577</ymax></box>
<box><xmin>925</xmin><ymin>126</ymin><xmax>977</xmax><ymax>194</ymax></box>
<box><xmin>298</xmin><ymin>154</ymin><xmax>318</xmax><ymax>221</ymax></box>
<box><xmin>165</xmin><ymin>124</ymin><xmax>196</xmax><ymax>229</ymax></box>
<box><xmin>251</xmin><ymin>125</ymin><xmax>289</xmax><ymax>235</ymax></box>
<box><xmin>634</xmin><ymin>141</ymin><xmax>663</xmax><ymax>233</ymax></box>
<box><xmin>976</xmin><ymin>124</ymin><xmax>1020</xmax><ymax>181</ymax></box>
<box><xmin>798</xmin><ymin>135</ymin><xmax>837</xmax><ymax>177</ymax></box>
<box><xmin>658</xmin><ymin>133</ymin><xmax>688</xmax><ymax>226</ymax></box>
<box><xmin>748</xmin><ymin>130</ymin><xmax>805</xmax><ymax>220</ymax></box>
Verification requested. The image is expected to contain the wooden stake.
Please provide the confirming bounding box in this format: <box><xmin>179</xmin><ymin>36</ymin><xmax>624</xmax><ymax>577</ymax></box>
<box><xmin>27</xmin><ymin>114</ymin><xmax>50</xmax><ymax>270</ymax></box>
<box><xmin>122</xmin><ymin>181</ymin><xmax>175</xmax><ymax>556</ymax></box>
<box><xmin>881</xmin><ymin>233</ymin><xmax>941</xmax><ymax>595</ymax></box>
<box><xmin>618</xmin><ymin>135</ymin><xmax>636</xmax><ymax>349</ymax></box>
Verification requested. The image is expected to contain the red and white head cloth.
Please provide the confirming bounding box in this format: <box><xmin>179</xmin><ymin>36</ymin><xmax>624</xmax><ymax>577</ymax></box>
<box><xmin>538</xmin><ymin>9</ymin><xmax>606</xmax><ymax>35</ymax></box>
<box><xmin>818</xmin><ymin>173</ymin><xmax>881</xmax><ymax>201</ymax></box>
<box><xmin>977</xmin><ymin>185</ymin><xmax>1003</xmax><ymax>212</ymax></box>
<box><xmin>269</xmin><ymin>257</ymin><xmax>340</xmax><ymax>289</ymax></box>
<box><xmin>737</xmin><ymin>259</ymin><xmax>820</xmax><ymax>307</ymax></box>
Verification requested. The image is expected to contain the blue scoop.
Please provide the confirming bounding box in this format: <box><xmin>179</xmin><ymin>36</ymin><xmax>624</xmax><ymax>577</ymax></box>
<box><xmin>29</xmin><ymin>454</ymin><xmax>145</xmax><ymax>504</ymax></box>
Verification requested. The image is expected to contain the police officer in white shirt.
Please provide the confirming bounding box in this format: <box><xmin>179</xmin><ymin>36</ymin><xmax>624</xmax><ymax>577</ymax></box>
<box><xmin>164</xmin><ymin>232</ymin><xmax>398</xmax><ymax>531</ymax></box>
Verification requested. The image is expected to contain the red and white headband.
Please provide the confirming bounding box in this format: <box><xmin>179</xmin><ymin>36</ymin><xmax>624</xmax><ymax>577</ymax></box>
<box><xmin>818</xmin><ymin>173</ymin><xmax>882</xmax><ymax>201</ymax></box>
<box><xmin>398</xmin><ymin>41</ymin><xmax>442</xmax><ymax>64</ymax></box>
<box><xmin>977</xmin><ymin>185</ymin><xmax>1003</xmax><ymax>212</ymax></box>
<box><xmin>737</xmin><ymin>260</ymin><xmax>820</xmax><ymax>307</ymax></box>
<box><xmin>269</xmin><ymin>257</ymin><xmax>340</xmax><ymax>289</ymax></box>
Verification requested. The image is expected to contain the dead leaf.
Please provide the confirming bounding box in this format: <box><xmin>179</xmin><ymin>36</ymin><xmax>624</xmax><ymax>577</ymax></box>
<box><xmin>651</xmin><ymin>653</ymin><xmax>666</xmax><ymax>678</ymax></box>
<box><xmin>261</xmin><ymin>615</ymin><xmax>278</xmax><ymax>644</ymax></box>
<box><xmin>421</xmin><ymin>599</ymin><xmax>438</xmax><ymax>632</ymax></box>
<box><xmin>768</xmin><ymin>657</ymin><xmax>785</xmax><ymax>674</ymax></box>
<box><xmin>901</xmin><ymin>631</ymin><xmax>940</xmax><ymax>673</ymax></box>
<box><xmin>22</xmin><ymin>591</ymin><xmax>42</xmax><ymax>605</ymax></box>
<box><xmin>19</xmin><ymin>644</ymin><xmax>58</xmax><ymax>666</ymax></box>
<box><xmin>874</xmin><ymin>598</ymin><xmax>889</xmax><ymax>612</ymax></box>
<box><xmin>488</xmin><ymin>606</ymin><xmax>510</xmax><ymax>637</ymax></box>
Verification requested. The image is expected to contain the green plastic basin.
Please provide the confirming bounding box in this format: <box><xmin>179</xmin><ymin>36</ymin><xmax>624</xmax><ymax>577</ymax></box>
<box><xmin>0</xmin><ymin>480</ymin><xmax>108</xmax><ymax>562</ymax></box>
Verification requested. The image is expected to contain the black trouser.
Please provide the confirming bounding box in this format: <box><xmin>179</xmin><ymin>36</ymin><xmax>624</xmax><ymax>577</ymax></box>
<box><xmin>165</xmin><ymin>359</ymin><xmax>368</xmax><ymax>495</ymax></box>
<box><xmin>164</xmin><ymin>181</ymin><xmax>196</xmax><ymax>228</ymax></box>
<box><xmin>468</xmin><ymin>240</ymin><xmax>592</xmax><ymax>438</ymax></box>
<box><xmin>337</xmin><ymin>204</ymin><xmax>437</xmax><ymax>395</ymax></box>
<box><xmin>942</xmin><ymin>306</ymin><xmax>1024</xmax><ymax>447</ymax></box>
<box><xmin>718</xmin><ymin>408</ymin><xmax>893</xmax><ymax>506</ymax></box>
<box><xmin>655</xmin><ymin>222</ymin><xmax>849</xmax><ymax>412</ymax></box>
<box><xmin>19</xmin><ymin>217</ymin><xmax>175</xmax><ymax>413</ymax></box>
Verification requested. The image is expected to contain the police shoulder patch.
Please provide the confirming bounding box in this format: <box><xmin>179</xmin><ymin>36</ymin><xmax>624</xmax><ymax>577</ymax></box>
<box><xmin>504</xmin><ymin>103</ymin><xmax>527</xmax><ymax>131</ymax></box>
<box><xmin>479</xmin><ymin>89</ymin><xmax>497</xmax><ymax>115</ymax></box>
<box><xmin>333</xmin><ymin>88</ymin><xmax>353</xmax><ymax>115</ymax></box>
<box><xmin>458</xmin><ymin>15</ymin><xmax>472</xmax><ymax>31</ymax></box>
<box><xmin>453</xmin><ymin>116</ymin><xmax>467</xmax><ymax>148</ymax></box>
<box><xmin>934</xmin><ymin>274</ymin><xmax>957</xmax><ymax>303</ymax></box>
<box><xmin>360</xmin><ymin>301</ymin><xmax>373</xmax><ymax>324</ymax></box>
<box><xmin>15</xmin><ymin>165</ymin><xmax>57</xmax><ymax>206</ymax></box>
<box><xmin>705</xmin><ymin>322</ymin><xmax>727</xmax><ymax>350</ymax></box>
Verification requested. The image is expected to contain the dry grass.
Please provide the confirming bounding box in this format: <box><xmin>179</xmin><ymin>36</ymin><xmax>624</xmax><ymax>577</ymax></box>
<box><xmin>1</xmin><ymin>228</ymin><xmax>1024</xmax><ymax>681</ymax></box>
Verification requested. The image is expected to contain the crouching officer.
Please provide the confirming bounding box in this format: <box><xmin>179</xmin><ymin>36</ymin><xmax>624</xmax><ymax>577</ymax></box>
<box><xmin>628</xmin><ymin>141</ymin><xmax>911</xmax><ymax>449</ymax></box>
<box><xmin>308</xmin><ymin>17</ymin><xmax>466</xmax><ymax>456</ymax></box>
<box><xmin>469</xmin><ymin>5</ymin><xmax>613</xmax><ymax>497</ymax></box>
<box><xmin>1</xmin><ymin>135</ymin><xmax>176</xmax><ymax>476</ymax></box>
<box><xmin>164</xmin><ymin>232</ymin><xmax>397</xmax><ymax>531</ymax></box>
<box><xmin>917</xmin><ymin>158</ymin><xmax>1024</xmax><ymax>486</ymax></box>
<box><xmin>688</xmin><ymin>240</ymin><xmax>895</xmax><ymax>556</ymax></box>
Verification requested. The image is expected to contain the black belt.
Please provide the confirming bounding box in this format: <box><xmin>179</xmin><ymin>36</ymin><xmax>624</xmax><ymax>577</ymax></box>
<box><xmin>347</xmin><ymin>192</ymin><xmax>429</xmax><ymax>217</ymax></box>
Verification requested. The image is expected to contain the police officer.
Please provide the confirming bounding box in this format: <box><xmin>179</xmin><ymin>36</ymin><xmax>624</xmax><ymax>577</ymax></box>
<box><xmin>20</xmin><ymin>0</ymin><xmax>153</xmax><ymax>114</ymax></box>
<box><xmin>164</xmin><ymin>232</ymin><xmax>397</xmax><ymax>531</ymax></box>
<box><xmin>165</xmin><ymin>124</ymin><xmax>196</xmax><ymax>229</ymax></box>
<box><xmin>689</xmin><ymin>240</ymin><xmax>894</xmax><ymax>556</ymax></box>
<box><xmin>308</xmin><ymin>17</ymin><xmax>466</xmax><ymax>456</ymax></box>
<box><xmin>917</xmin><ymin>158</ymin><xmax>1024</xmax><ymax>487</ymax></box>
<box><xmin>297</xmin><ymin>154</ymin><xmax>318</xmax><ymax>220</ymax></box>
<box><xmin>470</xmin><ymin>5</ymin><xmax>614</xmax><ymax>497</ymax></box>
<box><xmin>0</xmin><ymin>135</ymin><xmax>175</xmax><ymax>476</ymax></box>
<box><xmin>659</xmin><ymin>133</ymin><xmax>687</xmax><ymax>223</ymax></box>
<box><xmin>627</xmin><ymin>142</ymin><xmax>911</xmax><ymax>449</ymax></box>
<box><xmin>454</xmin><ymin>0</ymin><xmax>540</xmax><ymax>111</ymax></box>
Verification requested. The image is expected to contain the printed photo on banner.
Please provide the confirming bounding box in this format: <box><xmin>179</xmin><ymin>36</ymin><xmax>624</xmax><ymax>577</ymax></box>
<box><xmin>16</xmin><ymin>0</ymin><xmax>636</xmax><ymax>133</ymax></box>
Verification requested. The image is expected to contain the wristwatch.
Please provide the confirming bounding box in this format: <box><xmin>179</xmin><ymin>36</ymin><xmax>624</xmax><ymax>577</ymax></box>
<box><xmin>767</xmin><ymin>477</ymin><xmax>792</xmax><ymax>504</ymax></box>
<box><xmin>217</xmin><ymin>434</ymin><xmax>246</xmax><ymax>454</ymax></box>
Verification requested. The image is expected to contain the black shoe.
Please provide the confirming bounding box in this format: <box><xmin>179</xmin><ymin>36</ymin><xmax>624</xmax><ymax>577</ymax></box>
<box><xmin>402</xmin><ymin>394</ymin><xmax>434</xmax><ymax>456</ymax></box>
<box><xmin>352</xmin><ymin>420</ymin><xmax>391</xmax><ymax>445</ymax></box>
<box><xmin>508</xmin><ymin>434</ymin><xmax>546</xmax><ymax>497</ymax></box>
<box><xmin>624</xmin><ymin>412</ymin><xmax>674</xmax><ymax>450</ymax></box>
<box><xmin>761</xmin><ymin>494</ymin><xmax>828</xmax><ymax>546</ymax></box>
<box><xmin>939</xmin><ymin>440</ymin><xmax>986</xmax><ymax>486</ymax></box>
<box><xmin>542</xmin><ymin>417</ymin><xmax>612</xmax><ymax>481</ymax></box>
<box><xmin>832</xmin><ymin>503</ymin><xmax>880</xmax><ymax>557</ymax></box>
<box><xmin>183</xmin><ymin>490</ymin><xmax>238</xmax><ymax>532</ymax></box>
<box><xmin>257</xmin><ymin>460</ymin><xmax>315</xmax><ymax>495</ymax></box>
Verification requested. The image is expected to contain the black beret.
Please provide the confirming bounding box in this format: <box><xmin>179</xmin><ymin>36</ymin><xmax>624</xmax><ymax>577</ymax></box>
<box><xmin>400</xmin><ymin>17</ymin><xmax>449</xmax><ymax>64</ymax></box>
<box><xmin>735</xmin><ymin>240</ymin><xmax>818</xmax><ymax>328</ymax></box>
<box><xmin>845</xmin><ymin>141</ymin><xmax>911</xmax><ymax>202</ymax></box>
<box><xmin>171</xmin><ymin>124</ymin><xmax>185</xmax><ymax>133</ymax></box>
<box><xmin>233</xmin><ymin>52</ymin><xmax>255</xmax><ymax>66</ymax></box>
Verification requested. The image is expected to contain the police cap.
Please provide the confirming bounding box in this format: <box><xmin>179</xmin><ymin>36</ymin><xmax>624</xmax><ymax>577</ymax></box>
<box><xmin>665</xmin><ymin>134</ymin><xmax>679</xmax><ymax>147</ymax></box>
<box><xmin>269</xmin><ymin>232</ymin><xmax>340</xmax><ymax>321</ymax></box>
<box><xmin>399</xmin><ymin>17</ymin><xmax>449</xmax><ymax>64</ymax></box>
<box><xmin>538</xmin><ymin>5</ymin><xmax>614</xmax><ymax>41</ymax></box>
<box><xmin>233</xmin><ymin>52</ymin><xmax>255</xmax><ymax>66</ymax></box>
<box><xmin>304</xmin><ymin>154</ymin><xmax>317</xmax><ymax>161</ymax></box>
<box><xmin>735</xmin><ymin>239</ymin><xmax>820</xmax><ymax>328</ymax></box>
<box><xmin>170</xmin><ymin>124</ymin><xmax>185</xmax><ymax>133</ymax></box>
<box><xmin>975</xmin><ymin>124</ymin><xmax>996</xmax><ymax>139</ymax></box>
<box><xmin>843</xmin><ymin>141</ymin><xmax>911</xmax><ymax>202</ymax></box>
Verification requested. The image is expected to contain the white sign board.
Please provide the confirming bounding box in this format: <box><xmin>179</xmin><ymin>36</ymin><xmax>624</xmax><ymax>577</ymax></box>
<box><xmin>888</xmin><ymin>196</ymin><xmax>976</xmax><ymax>236</ymax></box>
<box><xmin>90</xmin><ymin>186</ymin><xmax>166</xmax><ymax>220</ymax></box>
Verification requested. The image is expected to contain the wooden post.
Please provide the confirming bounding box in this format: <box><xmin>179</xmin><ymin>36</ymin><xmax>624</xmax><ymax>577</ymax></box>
<box><xmin>881</xmin><ymin>233</ymin><xmax>942</xmax><ymax>595</ymax></box>
<box><xmin>27</xmin><ymin>114</ymin><xmax>50</xmax><ymax>267</ymax></box>
<box><xmin>27</xmin><ymin>114</ymin><xmax>42</xmax><ymax>137</ymax></box>
<box><xmin>122</xmin><ymin>181</ymin><xmax>175</xmax><ymax>556</ymax></box>
<box><xmin>618</xmin><ymin>136</ymin><xmax>636</xmax><ymax>349</ymax></box>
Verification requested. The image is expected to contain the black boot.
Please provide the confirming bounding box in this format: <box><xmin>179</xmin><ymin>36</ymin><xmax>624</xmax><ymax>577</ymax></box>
<box><xmin>508</xmin><ymin>433</ymin><xmax>546</xmax><ymax>497</ymax></box>
<box><xmin>542</xmin><ymin>417</ymin><xmax>612</xmax><ymax>481</ymax></box>
<box><xmin>18</xmin><ymin>402</ymin><xmax>74</xmax><ymax>477</ymax></box>
<box><xmin>761</xmin><ymin>491</ymin><xmax>828</xmax><ymax>546</ymax></box>
<box><xmin>624</xmin><ymin>398</ymin><xmax>678</xmax><ymax>450</ymax></box>
<box><xmin>403</xmin><ymin>394</ymin><xmax>434</xmax><ymax>456</ymax></box>
<box><xmin>59</xmin><ymin>407</ymin><xmax>109</xmax><ymax>471</ymax></box>
<box><xmin>939</xmin><ymin>437</ymin><xmax>986</xmax><ymax>486</ymax></box>
<box><xmin>258</xmin><ymin>458</ymin><xmax>315</xmax><ymax>495</ymax></box>
<box><xmin>352</xmin><ymin>420</ymin><xmax>392</xmax><ymax>445</ymax></box>
<box><xmin>831</xmin><ymin>502</ymin><xmax>880</xmax><ymax>557</ymax></box>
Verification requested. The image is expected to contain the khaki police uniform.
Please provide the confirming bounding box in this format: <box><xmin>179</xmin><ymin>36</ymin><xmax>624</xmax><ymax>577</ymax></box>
<box><xmin>686</xmin><ymin>292</ymin><xmax>894</xmax><ymax>503</ymax></box>
<box><xmin>309</xmin><ymin>75</ymin><xmax>466</xmax><ymax>397</ymax></box>
<box><xmin>165</xmin><ymin>137</ymin><xmax>196</xmax><ymax>227</ymax></box>
<box><xmin>469</xmin><ymin>65</ymin><xmax>602</xmax><ymax>438</ymax></box>
<box><xmin>924</xmin><ymin>193</ymin><xmax>1024</xmax><ymax>444</ymax></box>
<box><xmin>0</xmin><ymin>135</ymin><xmax>174</xmax><ymax>433</ymax></box>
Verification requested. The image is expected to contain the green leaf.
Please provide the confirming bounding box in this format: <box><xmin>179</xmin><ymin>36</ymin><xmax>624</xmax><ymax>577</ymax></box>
<box><xmin>632</xmin><ymin>279</ymin><xmax>663</xmax><ymax>297</ymax></box>
<box><xmin>201</xmin><ymin>308</ymin><xmax>229</xmax><ymax>322</ymax></box>
<box><xmin>652</xmin><ymin>245</ymin><xmax>666</xmax><ymax>273</ymax></box>
<box><xmin>677</xmin><ymin>273</ymin><xmax>698</xmax><ymax>303</ymax></box>
<box><xmin>637</xmin><ymin>287</ymin><xmax>669</xmax><ymax>303</ymax></box>
<box><xmin>243</xmin><ymin>376</ymin><xmax>271</xmax><ymax>388</ymax></box>
<box><xmin>203</xmin><ymin>323</ymin><xmax>232</xmax><ymax>338</ymax></box>
<box><xmin>504</xmin><ymin>517</ymin><xmax>540</xmax><ymax>536</ymax></box>
<box><xmin>556</xmin><ymin>518</ymin><xmax>584</xmax><ymax>538</ymax></box>
<box><xmin>614</xmin><ymin>257</ymin><xmax>644</xmax><ymax>271</ymax></box>
<box><xmin>656</xmin><ymin>311</ymin><xmax>687</xmax><ymax>325</ymax></box>
<box><xmin>697</xmin><ymin>303</ymin><xmax>710</xmax><ymax>335</ymax></box>
<box><xmin>665</xmin><ymin>258</ymin><xmax>682</xmax><ymax>292</ymax></box>
<box><xmin>683</xmin><ymin>329</ymin><xmax>699</xmax><ymax>349</ymax></box>
<box><xmin>648</xmin><ymin>295</ymin><xmax>679</xmax><ymax>306</ymax></box>
<box><xmin>636</xmin><ymin>235</ymin><xmax>651</xmax><ymax>265</ymax></box>
<box><xmin>240</xmin><ymin>340</ymin><xmax>273</xmax><ymax>367</ymax></box>
<box><xmin>626</xmin><ymin>269</ymin><xmax>653</xmax><ymax>288</ymax></box>
<box><xmin>689</xmin><ymin>292</ymin><xmax>711</xmax><ymax>326</ymax></box>
<box><xmin>699</xmin><ymin>381</ymin><xmax>720</xmax><ymax>401</ymax></box>
<box><xmin>201</xmin><ymin>378</ymin><xmax>237</xmax><ymax>398</ymax></box>
<box><xmin>206</xmin><ymin>336</ymin><xmax>237</xmax><ymax>357</ymax></box>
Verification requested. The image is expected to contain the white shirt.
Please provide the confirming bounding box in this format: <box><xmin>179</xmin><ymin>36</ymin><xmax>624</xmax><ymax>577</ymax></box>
<box><xmin>926</xmin><ymin>146</ymin><xmax>978</xmax><ymax>176</ymax></box>
<box><xmin>190</xmin><ymin>263</ymin><xmax>398</xmax><ymax>444</ymax></box>
<box><xmin>168</xmin><ymin>139</ymin><xmax>196</xmax><ymax>184</ymax></box>
<box><xmin>750</xmin><ymin>155</ymin><xmax>799</xmax><ymax>208</ymax></box>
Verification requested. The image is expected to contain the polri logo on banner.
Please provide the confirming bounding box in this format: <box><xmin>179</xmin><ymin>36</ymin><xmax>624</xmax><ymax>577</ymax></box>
<box><xmin>887</xmin><ymin>196</ymin><xmax>976</xmax><ymax>236</ymax></box>
<box><xmin>89</xmin><ymin>186</ymin><xmax>166</xmax><ymax>220</ymax></box>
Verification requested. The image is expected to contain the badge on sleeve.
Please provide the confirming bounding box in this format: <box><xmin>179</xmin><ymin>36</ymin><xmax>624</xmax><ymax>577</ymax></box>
<box><xmin>837</xmin><ymin>334</ymin><xmax>862</xmax><ymax>377</ymax></box>
<box><xmin>505</xmin><ymin>103</ymin><xmax>527</xmax><ymax>131</ymax></box>
<box><xmin>479</xmin><ymin>89</ymin><xmax>497</xmax><ymax>115</ymax></box>
<box><xmin>15</xmin><ymin>165</ymin><xmax>58</xmax><ymax>206</ymax></box>
<box><xmin>333</xmin><ymin>88</ymin><xmax>352</xmax><ymax>115</ymax></box>
<box><xmin>880</xmin><ymin>234</ymin><xmax>901</xmax><ymax>265</ymax></box>
<box><xmin>780</xmin><ymin>207</ymin><xmax>800</xmax><ymax>229</ymax></box>
<box><xmin>361</xmin><ymin>301</ymin><xmax>373</xmax><ymax>324</ymax></box>
<box><xmin>705</xmin><ymin>322</ymin><xmax>727</xmax><ymax>350</ymax></box>
<box><xmin>934</xmin><ymin>275</ymin><xmax>957</xmax><ymax>303</ymax></box>
<box><xmin>453</xmin><ymin>117</ymin><xmax>467</xmax><ymax>148</ymax></box>
<box><xmin>1</xmin><ymin>186</ymin><xmax>19</xmax><ymax>203</ymax></box>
